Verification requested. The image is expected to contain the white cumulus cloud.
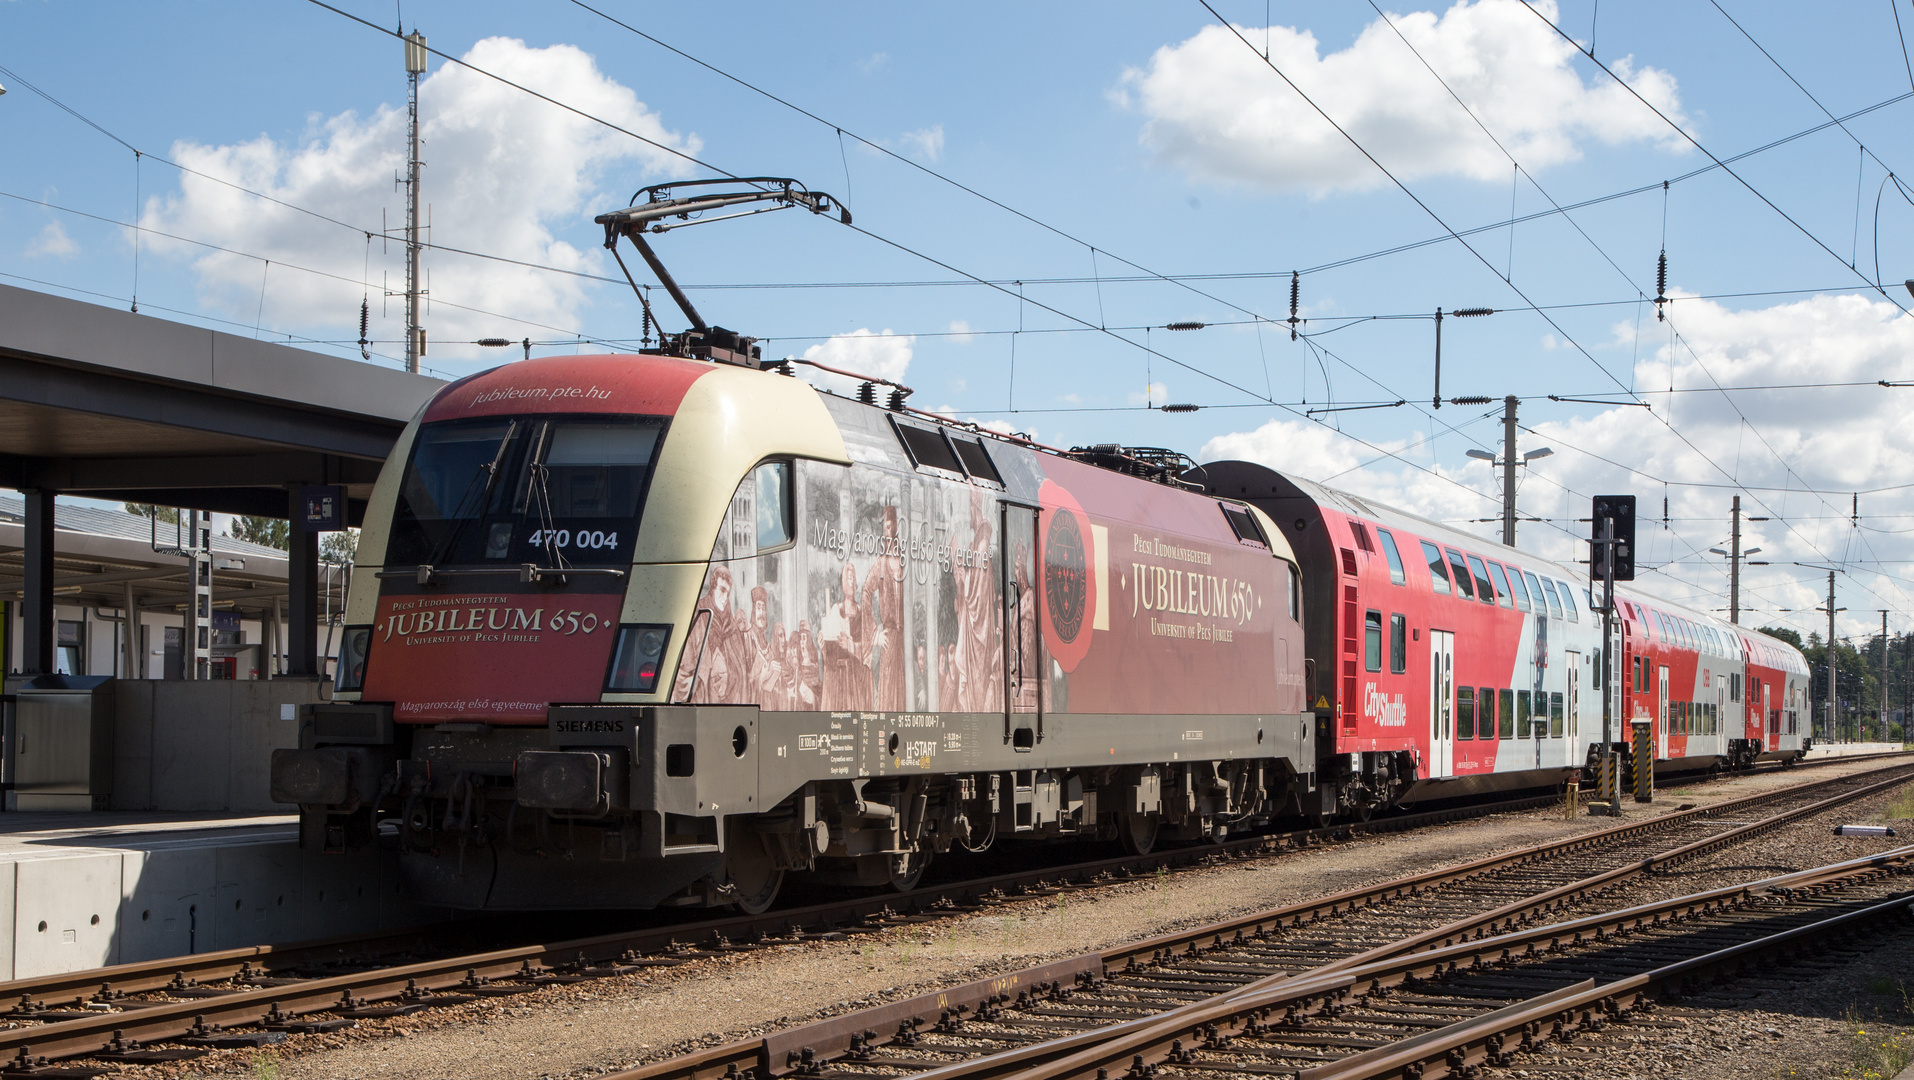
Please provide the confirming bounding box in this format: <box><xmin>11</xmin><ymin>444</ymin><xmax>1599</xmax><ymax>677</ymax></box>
<box><xmin>898</xmin><ymin>125</ymin><xmax>945</xmax><ymax>162</ymax></box>
<box><xmin>799</xmin><ymin>328</ymin><xmax>915</xmax><ymax>397</ymax></box>
<box><xmin>139</xmin><ymin>37</ymin><xmax>699</xmax><ymax>359</ymax></box>
<box><xmin>1201</xmin><ymin>291</ymin><xmax>1914</xmax><ymax>639</ymax></box>
<box><xmin>1121</xmin><ymin>0</ymin><xmax>1687</xmax><ymax>194</ymax></box>
<box><xmin>24</xmin><ymin>221</ymin><xmax>76</xmax><ymax>258</ymax></box>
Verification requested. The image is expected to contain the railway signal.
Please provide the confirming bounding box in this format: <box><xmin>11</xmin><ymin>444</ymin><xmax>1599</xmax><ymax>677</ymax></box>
<box><xmin>1590</xmin><ymin>495</ymin><xmax>1635</xmax><ymax>815</ymax></box>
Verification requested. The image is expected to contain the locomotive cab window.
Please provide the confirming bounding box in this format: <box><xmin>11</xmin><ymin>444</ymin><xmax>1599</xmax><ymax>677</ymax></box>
<box><xmin>386</xmin><ymin>414</ymin><xmax>664</xmax><ymax>567</ymax></box>
<box><xmin>1376</xmin><ymin>529</ymin><xmax>1407</xmax><ymax>585</ymax></box>
<box><xmin>753</xmin><ymin>461</ymin><xmax>793</xmax><ymax>550</ymax></box>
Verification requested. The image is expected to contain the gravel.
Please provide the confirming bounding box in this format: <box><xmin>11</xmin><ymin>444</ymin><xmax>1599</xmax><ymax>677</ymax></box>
<box><xmin>112</xmin><ymin>758</ymin><xmax>1909</xmax><ymax>1080</ymax></box>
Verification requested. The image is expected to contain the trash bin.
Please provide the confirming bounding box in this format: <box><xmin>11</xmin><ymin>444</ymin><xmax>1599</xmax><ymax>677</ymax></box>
<box><xmin>11</xmin><ymin>675</ymin><xmax>115</xmax><ymax>811</ymax></box>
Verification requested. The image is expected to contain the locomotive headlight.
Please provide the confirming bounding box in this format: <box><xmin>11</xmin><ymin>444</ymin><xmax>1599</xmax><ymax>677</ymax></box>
<box><xmin>335</xmin><ymin>626</ymin><xmax>373</xmax><ymax>693</ymax></box>
<box><xmin>605</xmin><ymin>623</ymin><xmax>672</xmax><ymax>693</ymax></box>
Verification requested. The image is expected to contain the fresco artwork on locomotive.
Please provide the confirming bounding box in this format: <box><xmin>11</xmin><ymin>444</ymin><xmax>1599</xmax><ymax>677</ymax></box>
<box><xmin>671</xmin><ymin>457</ymin><xmax>1003</xmax><ymax>713</ymax></box>
<box><xmin>670</xmin><ymin>444</ymin><xmax>1298</xmax><ymax>719</ymax></box>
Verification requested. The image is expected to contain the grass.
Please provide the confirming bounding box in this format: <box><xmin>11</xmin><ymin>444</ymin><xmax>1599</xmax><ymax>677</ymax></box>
<box><xmin>1836</xmin><ymin>1010</ymin><xmax>1914</xmax><ymax>1079</ymax></box>
<box><xmin>1885</xmin><ymin>788</ymin><xmax>1914</xmax><ymax>821</ymax></box>
<box><xmin>250</xmin><ymin>1052</ymin><xmax>281</xmax><ymax>1080</ymax></box>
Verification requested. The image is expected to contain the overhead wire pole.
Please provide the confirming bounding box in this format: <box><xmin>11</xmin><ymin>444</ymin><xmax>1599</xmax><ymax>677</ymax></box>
<box><xmin>402</xmin><ymin>30</ymin><xmax>427</xmax><ymax>374</ymax></box>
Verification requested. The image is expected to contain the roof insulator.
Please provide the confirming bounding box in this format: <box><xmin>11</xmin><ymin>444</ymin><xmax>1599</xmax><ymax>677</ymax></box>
<box><xmin>887</xmin><ymin>387</ymin><xmax>910</xmax><ymax>411</ymax></box>
<box><xmin>857</xmin><ymin>381</ymin><xmax>877</xmax><ymax>405</ymax></box>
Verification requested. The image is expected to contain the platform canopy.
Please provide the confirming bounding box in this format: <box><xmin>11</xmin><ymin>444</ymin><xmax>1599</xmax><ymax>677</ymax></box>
<box><xmin>0</xmin><ymin>284</ymin><xmax>445</xmax><ymax>676</ymax></box>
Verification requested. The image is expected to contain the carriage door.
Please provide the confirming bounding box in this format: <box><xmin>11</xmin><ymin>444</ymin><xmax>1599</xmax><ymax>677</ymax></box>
<box><xmin>1763</xmin><ymin>681</ymin><xmax>1775</xmax><ymax>751</ymax></box>
<box><xmin>1002</xmin><ymin>503</ymin><xmax>1041</xmax><ymax>747</ymax></box>
<box><xmin>1429</xmin><ymin>630</ymin><xmax>1455</xmax><ymax>775</ymax></box>
<box><xmin>1565</xmin><ymin>652</ymin><xmax>1581</xmax><ymax>747</ymax></box>
<box><xmin>1657</xmin><ymin>665</ymin><xmax>1671</xmax><ymax>758</ymax></box>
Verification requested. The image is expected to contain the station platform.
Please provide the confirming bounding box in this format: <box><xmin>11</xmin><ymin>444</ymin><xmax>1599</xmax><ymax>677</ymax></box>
<box><xmin>1805</xmin><ymin>742</ymin><xmax>1907</xmax><ymax>759</ymax></box>
<box><xmin>0</xmin><ymin>810</ymin><xmax>432</xmax><ymax>980</ymax></box>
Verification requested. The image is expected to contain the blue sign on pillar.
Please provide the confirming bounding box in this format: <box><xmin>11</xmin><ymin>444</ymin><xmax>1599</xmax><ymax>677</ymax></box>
<box><xmin>299</xmin><ymin>485</ymin><xmax>346</xmax><ymax>532</ymax></box>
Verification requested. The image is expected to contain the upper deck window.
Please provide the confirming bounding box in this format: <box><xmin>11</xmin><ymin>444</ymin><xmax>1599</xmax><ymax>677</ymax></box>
<box><xmin>1538</xmin><ymin>577</ymin><xmax>1564</xmax><ymax>618</ymax></box>
<box><xmin>1465</xmin><ymin>555</ymin><xmax>1495</xmax><ymax>604</ymax></box>
<box><xmin>1421</xmin><ymin>540</ymin><xmax>1451</xmax><ymax>595</ymax></box>
<box><xmin>1376</xmin><ymin>529</ymin><xmax>1407</xmax><ymax>585</ymax></box>
<box><xmin>1444</xmin><ymin>548</ymin><xmax>1475</xmax><ymax>599</ymax></box>
<box><xmin>1555</xmin><ymin>578</ymin><xmax>1579</xmax><ymax>622</ymax></box>
<box><xmin>1486</xmin><ymin>562</ymin><xmax>1516</xmax><ymax>608</ymax></box>
<box><xmin>1504</xmin><ymin>565</ymin><xmax>1531</xmax><ymax>611</ymax></box>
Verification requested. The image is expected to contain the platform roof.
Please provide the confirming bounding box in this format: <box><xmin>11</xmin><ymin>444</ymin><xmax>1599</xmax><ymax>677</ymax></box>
<box><xmin>0</xmin><ymin>284</ymin><xmax>444</xmax><ymax>520</ymax></box>
<box><xmin>0</xmin><ymin>496</ymin><xmax>345</xmax><ymax>619</ymax></box>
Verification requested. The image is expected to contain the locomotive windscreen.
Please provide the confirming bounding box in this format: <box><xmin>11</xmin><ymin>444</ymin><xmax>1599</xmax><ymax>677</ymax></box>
<box><xmin>385</xmin><ymin>414</ymin><xmax>665</xmax><ymax>568</ymax></box>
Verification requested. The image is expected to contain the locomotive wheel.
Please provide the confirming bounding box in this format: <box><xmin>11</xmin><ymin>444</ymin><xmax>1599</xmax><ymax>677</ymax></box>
<box><xmin>724</xmin><ymin>826</ymin><xmax>784</xmax><ymax>915</ymax></box>
<box><xmin>888</xmin><ymin>846</ymin><xmax>931</xmax><ymax>892</ymax></box>
<box><xmin>1117</xmin><ymin>812</ymin><xmax>1159</xmax><ymax>855</ymax></box>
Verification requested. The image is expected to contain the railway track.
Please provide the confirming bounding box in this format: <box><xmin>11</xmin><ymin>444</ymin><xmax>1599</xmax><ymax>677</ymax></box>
<box><xmin>0</xmin><ymin>755</ymin><xmax>1901</xmax><ymax>1075</ymax></box>
<box><xmin>596</xmin><ymin>759</ymin><xmax>1914</xmax><ymax>1080</ymax></box>
<box><xmin>981</xmin><ymin>848</ymin><xmax>1914</xmax><ymax>1080</ymax></box>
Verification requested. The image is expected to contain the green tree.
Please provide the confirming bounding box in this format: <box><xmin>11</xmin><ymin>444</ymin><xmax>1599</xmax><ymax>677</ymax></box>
<box><xmin>124</xmin><ymin>503</ymin><xmax>179</xmax><ymax>524</ymax></box>
<box><xmin>1756</xmin><ymin>625</ymin><xmax>1802</xmax><ymax>649</ymax></box>
<box><xmin>321</xmin><ymin>528</ymin><xmax>360</xmax><ymax>565</ymax></box>
<box><xmin>229</xmin><ymin>516</ymin><xmax>290</xmax><ymax>551</ymax></box>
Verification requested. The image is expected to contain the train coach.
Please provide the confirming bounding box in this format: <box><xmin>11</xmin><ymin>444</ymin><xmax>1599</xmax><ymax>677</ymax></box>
<box><xmin>271</xmin><ymin>345</ymin><xmax>1810</xmax><ymax>912</ymax></box>
<box><xmin>1191</xmin><ymin>462</ymin><xmax>1812</xmax><ymax>818</ymax></box>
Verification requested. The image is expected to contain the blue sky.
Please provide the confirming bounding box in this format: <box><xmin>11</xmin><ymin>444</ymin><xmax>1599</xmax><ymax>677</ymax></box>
<box><xmin>6</xmin><ymin>0</ymin><xmax>1914</xmax><ymax>646</ymax></box>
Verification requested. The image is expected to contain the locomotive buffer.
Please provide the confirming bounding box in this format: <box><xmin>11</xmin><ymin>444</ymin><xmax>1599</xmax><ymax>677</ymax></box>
<box><xmin>1589</xmin><ymin>495</ymin><xmax>1636</xmax><ymax>814</ymax></box>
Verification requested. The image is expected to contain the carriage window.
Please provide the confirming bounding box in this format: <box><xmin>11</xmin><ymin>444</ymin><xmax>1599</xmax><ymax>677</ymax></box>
<box><xmin>1504</xmin><ymin>565</ymin><xmax>1532</xmax><ymax>611</ymax></box>
<box><xmin>753</xmin><ymin>461</ymin><xmax>792</xmax><ymax>549</ymax></box>
<box><xmin>1523</xmin><ymin>571</ymin><xmax>1547</xmax><ymax>614</ymax></box>
<box><xmin>1487</xmin><ymin>562</ymin><xmax>1515</xmax><ymax>608</ymax></box>
<box><xmin>1444</xmin><ymin>548</ymin><xmax>1475</xmax><ymax>599</ymax></box>
<box><xmin>1421</xmin><ymin>541</ymin><xmax>1451</xmax><ymax>595</ymax></box>
<box><xmin>1550</xmin><ymin>692</ymin><xmax>1565</xmax><ymax>738</ymax></box>
<box><xmin>1555</xmin><ymin>578</ymin><xmax>1579</xmax><ymax>622</ymax></box>
<box><xmin>1457</xmin><ymin>686</ymin><xmax>1475</xmax><ymax>739</ymax></box>
<box><xmin>1364</xmin><ymin>610</ymin><xmax>1383</xmax><ymax>672</ymax></box>
<box><xmin>1499</xmin><ymin>686</ymin><xmax>1515</xmax><ymax>738</ymax></box>
<box><xmin>1466</xmin><ymin>555</ymin><xmax>1495</xmax><ymax>604</ymax></box>
<box><xmin>1377</xmin><ymin>529</ymin><xmax>1407</xmax><ymax>585</ymax></box>
<box><xmin>1390</xmin><ymin>614</ymin><xmax>1407</xmax><ymax>673</ymax></box>
<box><xmin>1516</xmin><ymin>690</ymin><xmax>1532</xmax><ymax>737</ymax></box>
<box><xmin>1539</xmin><ymin>577</ymin><xmax>1564</xmax><ymax>618</ymax></box>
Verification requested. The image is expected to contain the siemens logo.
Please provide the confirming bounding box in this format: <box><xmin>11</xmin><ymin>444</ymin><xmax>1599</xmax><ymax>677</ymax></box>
<box><xmin>553</xmin><ymin>719</ymin><xmax>626</xmax><ymax>733</ymax></box>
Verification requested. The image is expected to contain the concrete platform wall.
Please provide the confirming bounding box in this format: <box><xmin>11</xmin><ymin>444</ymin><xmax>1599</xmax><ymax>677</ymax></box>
<box><xmin>111</xmin><ymin>679</ymin><xmax>325</xmax><ymax>813</ymax></box>
<box><xmin>0</xmin><ymin>840</ymin><xmax>432</xmax><ymax>979</ymax></box>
